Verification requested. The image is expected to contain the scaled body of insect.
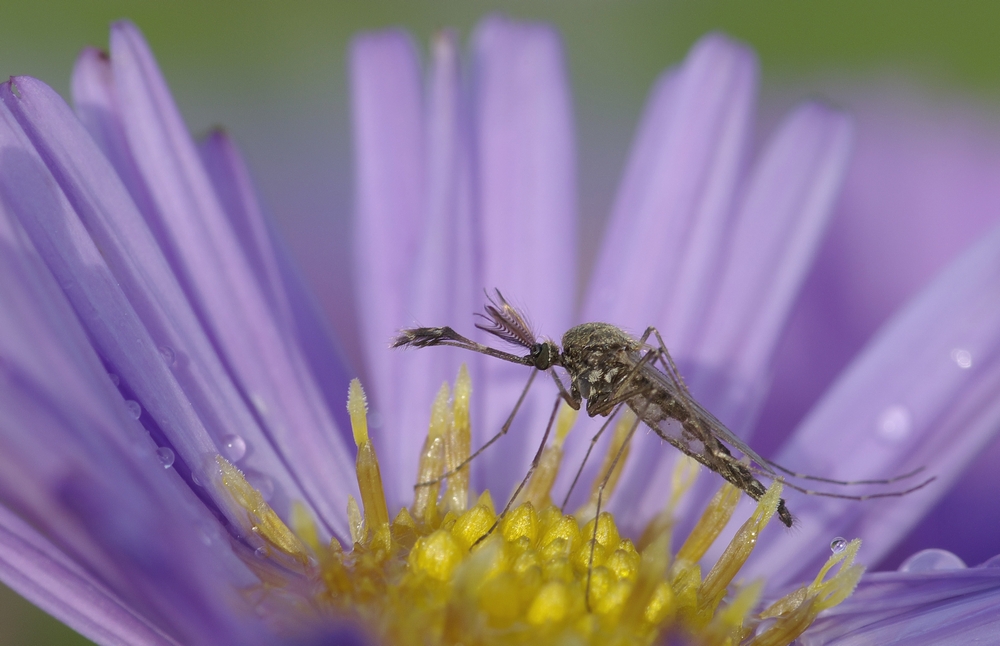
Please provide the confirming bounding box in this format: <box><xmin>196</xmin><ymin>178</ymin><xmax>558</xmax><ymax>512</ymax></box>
<box><xmin>393</xmin><ymin>291</ymin><xmax>794</xmax><ymax>527</ymax></box>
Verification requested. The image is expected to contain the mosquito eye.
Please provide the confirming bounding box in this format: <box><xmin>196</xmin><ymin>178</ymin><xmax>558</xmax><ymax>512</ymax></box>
<box><xmin>530</xmin><ymin>343</ymin><xmax>551</xmax><ymax>370</ymax></box>
<box><xmin>577</xmin><ymin>378</ymin><xmax>592</xmax><ymax>400</ymax></box>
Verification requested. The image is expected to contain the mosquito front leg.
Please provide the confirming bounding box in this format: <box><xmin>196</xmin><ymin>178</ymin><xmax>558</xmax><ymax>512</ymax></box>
<box><xmin>416</xmin><ymin>369</ymin><xmax>539</xmax><ymax>488</ymax></box>
<box><xmin>560</xmin><ymin>406</ymin><xmax>622</xmax><ymax>509</ymax></box>
<box><xmin>585</xmin><ymin>414</ymin><xmax>641</xmax><ymax>611</ymax></box>
<box><xmin>473</xmin><ymin>396</ymin><xmax>563</xmax><ymax>548</ymax></box>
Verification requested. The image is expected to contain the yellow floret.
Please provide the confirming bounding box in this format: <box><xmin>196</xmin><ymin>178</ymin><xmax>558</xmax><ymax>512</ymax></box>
<box><xmin>222</xmin><ymin>366</ymin><xmax>863</xmax><ymax>646</ymax></box>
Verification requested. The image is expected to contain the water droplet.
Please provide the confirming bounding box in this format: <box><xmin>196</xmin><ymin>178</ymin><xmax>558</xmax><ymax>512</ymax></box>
<box><xmin>830</xmin><ymin>537</ymin><xmax>847</xmax><ymax>553</ymax></box>
<box><xmin>221</xmin><ymin>435</ymin><xmax>247</xmax><ymax>461</ymax></box>
<box><xmin>125</xmin><ymin>400</ymin><xmax>142</xmax><ymax>420</ymax></box>
<box><xmin>876</xmin><ymin>405</ymin><xmax>911</xmax><ymax>442</ymax></box>
<box><xmin>192</xmin><ymin>454</ymin><xmax>222</xmax><ymax>488</ymax></box>
<box><xmin>155</xmin><ymin>447</ymin><xmax>175</xmax><ymax>468</ymax></box>
<box><xmin>980</xmin><ymin>554</ymin><xmax>1000</xmax><ymax>568</ymax></box>
<box><xmin>107</xmin><ymin>372</ymin><xmax>120</xmax><ymax>386</ymax></box>
<box><xmin>245</xmin><ymin>470</ymin><xmax>274</xmax><ymax>501</ymax></box>
<box><xmin>898</xmin><ymin>548</ymin><xmax>966</xmax><ymax>572</ymax></box>
<box><xmin>158</xmin><ymin>345</ymin><xmax>176</xmax><ymax>367</ymax></box>
<box><xmin>950</xmin><ymin>348</ymin><xmax>973</xmax><ymax>369</ymax></box>
<box><xmin>254</xmin><ymin>546</ymin><xmax>267</xmax><ymax>559</ymax></box>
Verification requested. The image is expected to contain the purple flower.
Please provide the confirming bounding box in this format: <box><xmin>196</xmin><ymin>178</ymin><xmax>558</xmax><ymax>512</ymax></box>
<box><xmin>1</xmin><ymin>14</ymin><xmax>999</xmax><ymax>646</ymax></box>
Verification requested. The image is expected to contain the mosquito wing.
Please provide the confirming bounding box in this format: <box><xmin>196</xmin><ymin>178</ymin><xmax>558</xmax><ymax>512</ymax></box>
<box><xmin>632</xmin><ymin>356</ymin><xmax>776</xmax><ymax>476</ymax></box>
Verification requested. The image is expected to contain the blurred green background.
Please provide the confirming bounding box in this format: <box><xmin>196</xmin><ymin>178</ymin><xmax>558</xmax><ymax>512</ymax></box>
<box><xmin>1</xmin><ymin>1</ymin><xmax>999</xmax><ymax>643</ymax></box>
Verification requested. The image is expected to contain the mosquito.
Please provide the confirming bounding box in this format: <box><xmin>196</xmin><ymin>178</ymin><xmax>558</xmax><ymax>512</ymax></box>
<box><xmin>392</xmin><ymin>290</ymin><xmax>933</xmax><ymax>530</ymax></box>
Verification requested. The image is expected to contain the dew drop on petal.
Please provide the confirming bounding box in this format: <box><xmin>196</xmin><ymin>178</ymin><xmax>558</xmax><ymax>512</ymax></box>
<box><xmin>830</xmin><ymin>537</ymin><xmax>847</xmax><ymax>554</ymax></box>
<box><xmin>254</xmin><ymin>546</ymin><xmax>267</xmax><ymax>559</ymax></box>
<box><xmin>245</xmin><ymin>470</ymin><xmax>275</xmax><ymax>501</ymax></box>
<box><xmin>158</xmin><ymin>345</ymin><xmax>177</xmax><ymax>367</ymax></box>
<box><xmin>156</xmin><ymin>447</ymin><xmax>175</xmax><ymax>468</ymax></box>
<box><xmin>108</xmin><ymin>372</ymin><xmax>120</xmax><ymax>386</ymax></box>
<box><xmin>125</xmin><ymin>400</ymin><xmax>142</xmax><ymax>420</ymax></box>
<box><xmin>221</xmin><ymin>435</ymin><xmax>247</xmax><ymax>461</ymax></box>
<box><xmin>950</xmin><ymin>348</ymin><xmax>973</xmax><ymax>369</ymax></box>
<box><xmin>876</xmin><ymin>405</ymin><xmax>911</xmax><ymax>442</ymax></box>
<box><xmin>898</xmin><ymin>548</ymin><xmax>967</xmax><ymax>572</ymax></box>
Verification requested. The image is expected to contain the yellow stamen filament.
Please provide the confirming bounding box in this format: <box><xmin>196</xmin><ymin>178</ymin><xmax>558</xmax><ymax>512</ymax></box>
<box><xmin>346</xmin><ymin>495</ymin><xmax>364</xmax><ymax>546</ymax></box>
<box><xmin>519</xmin><ymin>401</ymin><xmax>578</xmax><ymax>508</ymax></box>
<box><xmin>444</xmin><ymin>365</ymin><xmax>471</xmax><ymax>513</ymax></box>
<box><xmin>576</xmin><ymin>410</ymin><xmax>636</xmax><ymax>521</ymax></box>
<box><xmin>413</xmin><ymin>383</ymin><xmax>450</xmax><ymax>524</ymax></box>
<box><xmin>675</xmin><ymin>478</ymin><xmax>741</xmax><ymax>565</ymax></box>
<box><xmin>228</xmin><ymin>373</ymin><xmax>862</xmax><ymax>645</ymax></box>
<box><xmin>216</xmin><ymin>456</ymin><xmax>310</xmax><ymax>566</ymax></box>
<box><xmin>699</xmin><ymin>481</ymin><xmax>782</xmax><ymax>614</ymax></box>
<box><xmin>349</xmin><ymin>379</ymin><xmax>389</xmax><ymax>538</ymax></box>
<box><xmin>638</xmin><ymin>454</ymin><xmax>701</xmax><ymax>550</ymax></box>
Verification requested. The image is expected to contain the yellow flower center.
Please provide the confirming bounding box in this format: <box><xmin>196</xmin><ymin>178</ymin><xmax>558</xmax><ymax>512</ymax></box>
<box><xmin>217</xmin><ymin>365</ymin><xmax>864</xmax><ymax>645</ymax></box>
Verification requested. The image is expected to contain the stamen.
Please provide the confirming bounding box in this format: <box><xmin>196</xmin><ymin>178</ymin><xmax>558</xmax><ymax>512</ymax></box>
<box><xmin>413</xmin><ymin>383</ymin><xmax>450</xmax><ymax>524</ymax></box>
<box><xmin>518</xmin><ymin>401</ymin><xmax>578</xmax><ymax>508</ymax></box>
<box><xmin>576</xmin><ymin>410</ymin><xmax>637</xmax><ymax>521</ymax></box>
<box><xmin>234</xmin><ymin>373</ymin><xmax>861</xmax><ymax>645</ymax></box>
<box><xmin>675</xmin><ymin>480</ymin><xmax>741</xmax><ymax>565</ymax></box>
<box><xmin>444</xmin><ymin>365</ymin><xmax>471</xmax><ymax>513</ymax></box>
<box><xmin>346</xmin><ymin>495</ymin><xmax>364</xmax><ymax>546</ymax></box>
<box><xmin>216</xmin><ymin>456</ymin><xmax>310</xmax><ymax>566</ymax></box>
<box><xmin>699</xmin><ymin>481</ymin><xmax>783</xmax><ymax>613</ymax></box>
<box><xmin>639</xmin><ymin>455</ymin><xmax>701</xmax><ymax>550</ymax></box>
<box><xmin>348</xmin><ymin>379</ymin><xmax>389</xmax><ymax>540</ymax></box>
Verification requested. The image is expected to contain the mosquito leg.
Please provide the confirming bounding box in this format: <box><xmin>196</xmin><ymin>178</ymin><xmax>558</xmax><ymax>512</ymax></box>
<box><xmin>560</xmin><ymin>407</ymin><xmax>622</xmax><ymax>509</ymax></box>
<box><xmin>548</xmin><ymin>369</ymin><xmax>580</xmax><ymax>410</ymax></box>
<box><xmin>762</xmin><ymin>460</ymin><xmax>928</xmax><ymax>486</ymax></box>
<box><xmin>640</xmin><ymin>326</ymin><xmax>693</xmax><ymax>399</ymax></box>
<box><xmin>473</xmin><ymin>396</ymin><xmax>563</xmax><ymax>548</ymax></box>
<box><xmin>416</xmin><ymin>369</ymin><xmax>539</xmax><ymax>488</ymax></box>
<box><xmin>778</xmin><ymin>474</ymin><xmax>936</xmax><ymax>500</ymax></box>
<box><xmin>585</xmin><ymin>414</ymin><xmax>641</xmax><ymax>612</ymax></box>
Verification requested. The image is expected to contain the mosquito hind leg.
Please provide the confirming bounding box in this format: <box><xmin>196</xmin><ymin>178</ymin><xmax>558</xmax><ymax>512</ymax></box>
<box><xmin>762</xmin><ymin>460</ymin><xmax>928</xmax><ymax>487</ymax></box>
<box><xmin>638</xmin><ymin>326</ymin><xmax>693</xmax><ymax>399</ymax></box>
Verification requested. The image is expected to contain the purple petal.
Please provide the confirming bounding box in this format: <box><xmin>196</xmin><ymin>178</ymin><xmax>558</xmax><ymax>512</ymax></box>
<box><xmin>349</xmin><ymin>28</ymin><xmax>425</xmax><ymax>449</ymax></box>
<box><xmin>4</xmin><ymin>76</ymin><xmax>336</xmax><ymax>544</ymax></box>
<box><xmin>0</xmin><ymin>505</ymin><xmax>176</xmax><ymax>646</ymax></box>
<box><xmin>471</xmin><ymin>16</ymin><xmax>578</xmax><ymax>493</ymax></box>
<box><xmin>561</xmin><ymin>33</ymin><xmax>757</xmax><ymax>518</ymax></box>
<box><xmin>198</xmin><ymin>131</ymin><xmax>356</xmax><ymax>450</ymax></box>
<box><xmin>104</xmin><ymin>21</ymin><xmax>355</xmax><ymax>538</ymax></box>
<box><xmin>0</xmin><ymin>84</ymin><xmax>237</xmax><ymax>515</ymax></box>
<box><xmin>801</xmin><ymin>565</ymin><xmax>1000</xmax><ymax>645</ymax></box>
<box><xmin>691</xmin><ymin>102</ymin><xmax>854</xmax><ymax>432</ymax></box>
<box><xmin>388</xmin><ymin>31</ymin><xmax>482</xmax><ymax>503</ymax></box>
<box><xmin>757</xmin><ymin>94</ymin><xmax>1000</xmax><ymax>563</ymax></box>
<box><xmin>583</xmin><ymin>32</ymin><xmax>756</xmax><ymax>337</ymax></box>
<box><xmin>614</xmin><ymin>103</ymin><xmax>854</xmax><ymax>533</ymax></box>
<box><xmin>0</xmin><ymin>198</ymin><xmax>260</xmax><ymax>643</ymax></box>
<box><xmin>746</xmin><ymin>220</ymin><xmax>1000</xmax><ymax>588</ymax></box>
